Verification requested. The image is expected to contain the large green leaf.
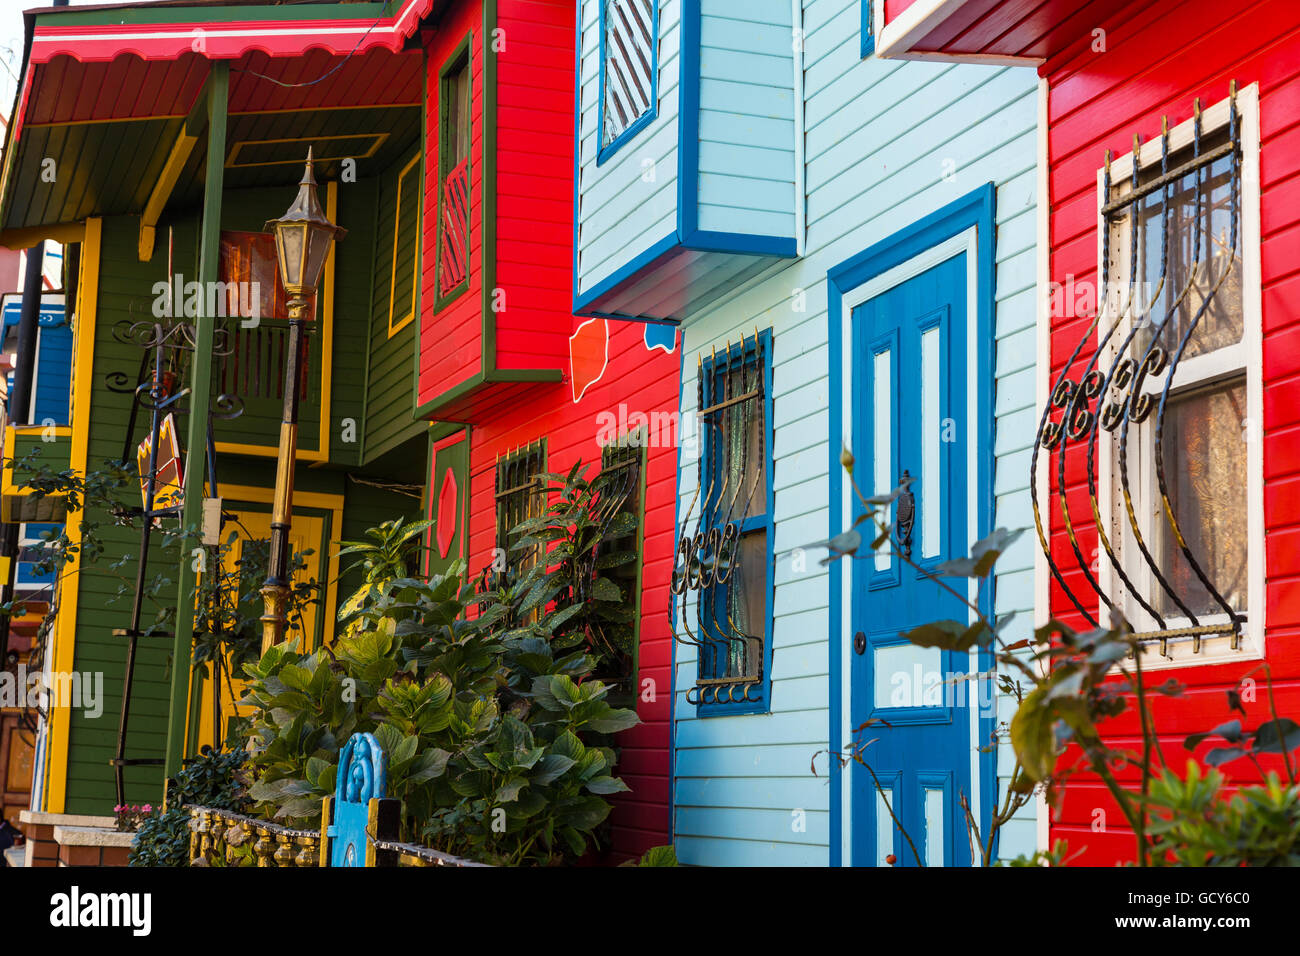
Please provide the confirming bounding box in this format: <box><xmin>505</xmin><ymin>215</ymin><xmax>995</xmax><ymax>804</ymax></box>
<box><xmin>1010</xmin><ymin>684</ymin><xmax>1058</xmax><ymax>782</ymax></box>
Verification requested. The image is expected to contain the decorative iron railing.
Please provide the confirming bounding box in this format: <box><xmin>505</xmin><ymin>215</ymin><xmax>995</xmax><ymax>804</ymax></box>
<box><xmin>439</xmin><ymin>158</ymin><xmax>470</xmax><ymax>296</ymax></box>
<box><xmin>671</xmin><ymin>331</ymin><xmax>766</xmax><ymax>706</ymax></box>
<box><xmin>1031</xmin><ymin>83</ymin><xmax>1247</xmax><ymax>657</ymax></box>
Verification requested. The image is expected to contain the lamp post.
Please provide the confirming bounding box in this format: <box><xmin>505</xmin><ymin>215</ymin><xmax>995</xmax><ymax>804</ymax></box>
<box><xmin>260</xmin><ymin>149</ymin><xmax>345</xmax><ymax>650</ymax></box>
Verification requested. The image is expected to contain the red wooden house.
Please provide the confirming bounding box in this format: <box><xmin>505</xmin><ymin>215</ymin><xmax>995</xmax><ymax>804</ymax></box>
<box><xmin>876</xmin><ymin>0</ymin><xmax>1300</xmax><ymax>863</ymax></box>
<box><xmin>414</xmin><ymin>0</ymin><xmax>678</xmax><ymax>861</ymax></box>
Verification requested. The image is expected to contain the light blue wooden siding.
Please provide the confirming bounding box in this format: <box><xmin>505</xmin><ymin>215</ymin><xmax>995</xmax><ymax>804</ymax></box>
<box><xmin>670</xmin><ymin>0</ymin><xmax>1039</xmax><ymax>866</ymax></box>
<box><xmin>695</xmin><ymin>0</ymin><xmax>797</xmax><ymax>238</ymax></box>
<box><xmin>576</xmin><ymin>0</ymin><xmax>680</xmax><ymax>295</ymax></box>
<box><xmin>989</xmin><ymin>160</ymin><xmax>1040</xmax><ymax>863</ymax></box>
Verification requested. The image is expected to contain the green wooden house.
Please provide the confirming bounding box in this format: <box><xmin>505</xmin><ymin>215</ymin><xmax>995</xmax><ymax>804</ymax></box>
<box><xmin>0</xmin><ymin>0</ymin><xmax>434</xmax><ymax>814</ymax></box>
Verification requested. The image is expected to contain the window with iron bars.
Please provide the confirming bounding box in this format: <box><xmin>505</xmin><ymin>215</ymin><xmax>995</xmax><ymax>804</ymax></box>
<box><xmin>681</xmin><ymin>331</ymin><xmax>773</xmax><ymax>714</ymax></box>
<box><xmin>1089</xmin><ymin>84</ymin><xmax>1262</xmax><ymax>667</ymax></box>
<box><xmin>495</xmin><ymin>440</ymin><xmax>548</xmax><ymax>582</ymax></box>
<box><xmin>594</xmin><ymin>433</ymin><xmax>647</xmax><ymax>697</ymax></box>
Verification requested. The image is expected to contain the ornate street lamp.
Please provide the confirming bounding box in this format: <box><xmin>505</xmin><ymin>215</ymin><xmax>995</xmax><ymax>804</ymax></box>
<box><xmin>260</xmin><ymin>148</ymin><xmax>345</xmax><ymax>650</ymax></box>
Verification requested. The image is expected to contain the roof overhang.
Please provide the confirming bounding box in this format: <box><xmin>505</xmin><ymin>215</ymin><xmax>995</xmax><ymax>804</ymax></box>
<box><xmin>0</xmin><ymin>0</ymin><xmax>438</xmax><ymax>237</ymax></box>
<box><xmin>874</xmin><ymin>0</ymin><xmax>1141</xmax><ymax>67</ymax></box>
<box><xmin>27</xmin><ymin>0</ymin><xmax>437</xmax><ymax>64</ymax></box>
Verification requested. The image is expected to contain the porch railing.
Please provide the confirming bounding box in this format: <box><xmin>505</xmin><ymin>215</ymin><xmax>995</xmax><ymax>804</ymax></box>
<box><xmin>185</xmin><ymin>805</ymin><xmax>486</xmax><ymax>868</ymax></box>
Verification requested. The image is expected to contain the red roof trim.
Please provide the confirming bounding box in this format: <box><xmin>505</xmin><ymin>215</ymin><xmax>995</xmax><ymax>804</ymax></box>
<box><xmin>29</xmin><ymin>0</ymin><xmax>436</xmax><ymax>64</ymax></box>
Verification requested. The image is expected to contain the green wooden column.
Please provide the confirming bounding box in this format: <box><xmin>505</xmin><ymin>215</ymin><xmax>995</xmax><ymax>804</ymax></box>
<box><xmin>164</xmin><ymin>61</ymin><xmax>228</xmax><ymax>779</ymax></box>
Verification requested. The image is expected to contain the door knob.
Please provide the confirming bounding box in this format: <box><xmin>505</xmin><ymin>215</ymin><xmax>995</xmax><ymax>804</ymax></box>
<box><xmin>854</xmin><ymin>631</ymin><xmax>866</xmax><ymax>655</ymax></box>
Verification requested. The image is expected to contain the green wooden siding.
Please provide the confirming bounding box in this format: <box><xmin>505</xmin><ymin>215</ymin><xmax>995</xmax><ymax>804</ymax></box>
<box><xmin>331</xmin><ymin>179</ymin><xmax>378</xmax><ymax>468</ymax></box>
<box><xmin>337</xmin><ymin>472</ymin><xmax>422</xmax><ymax>603</ymax></box>
<box><xmin>65</xmin><ymin>215</ymin><xmax>179</xmax><ymax>811</ymax></box>
<box><xmin>364</xmin><ymin>154</ymin><xmax>423</xmax><ymax>464</ymax></box>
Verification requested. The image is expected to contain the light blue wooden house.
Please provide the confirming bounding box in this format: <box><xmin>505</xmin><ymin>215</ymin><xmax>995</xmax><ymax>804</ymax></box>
<box><xmin>574</xmin><ymin>0</ymin><xmax>1041</xmax><ymax>865</ymax></box>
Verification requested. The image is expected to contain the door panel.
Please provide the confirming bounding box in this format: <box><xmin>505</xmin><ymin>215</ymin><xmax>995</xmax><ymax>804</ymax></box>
<box><xmin>427</xmin><ymin>429</ymin><xmax>470</xmax><ymax>579</ymax></box>
<box><xmin>851</xmin><ymin>251</ymin><xmax>971</xmax><ymax>867</ymax></box>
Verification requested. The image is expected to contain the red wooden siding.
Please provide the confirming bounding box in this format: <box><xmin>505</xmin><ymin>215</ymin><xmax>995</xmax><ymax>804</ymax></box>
<box><xmin>1043</xmin><ymin>0</ymin><xmax>1300</xmax><ymax>865</ymax></box>
<box><xmin>883</xmin><ymin>0</ymin><xmax>921</xmax><ymax>25</ymax></box>
<box><xmin>494</xmin><ymin>0</ymin><xmax>575</xmax><ymax>373</ymax></box>
<box><xmin>460</xmin><ymin>320</ymin><xmax>680</xmax><ymax>862</ymax></box>
<box><xmin>419</xmin><ymin>1</ymin><xmax>485</xmax><ymax>408</ymax></box>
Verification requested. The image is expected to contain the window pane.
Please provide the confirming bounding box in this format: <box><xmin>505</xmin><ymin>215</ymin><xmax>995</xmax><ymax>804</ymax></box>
<box><xmin>1128</xmin><ymin>129</ymin><xmax>1242</xmax><ymax>360</ymax></box>
<box><xmin>716</xmin><ymin>367</ymin><xmax>764</xmax><ymax>521</ymax></box>
<box><xmin>1158</xmin><ymin>377</ymin><xmax>1247</xmax><ymax>617</ymax></box>
<box><xmin>219</xmin><ymin>231</ymin><xmax>287</xmax><ymax>321</ymax></box>
<box><xmin>723</xmin><ymin>529</ymin><xmax>766</xmax><ymax>679</ymax></box>
<box><xmin>447</xmin><ymin>61</ymin><xmax>470</xmax><ymax>166</ymax></box>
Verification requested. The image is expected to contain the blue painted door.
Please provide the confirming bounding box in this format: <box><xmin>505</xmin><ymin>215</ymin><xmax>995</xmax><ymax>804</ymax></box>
<box><xmin>851</xmin><ymin>251</ymin><xmax>973</xmax><ymax>867</ymax></box>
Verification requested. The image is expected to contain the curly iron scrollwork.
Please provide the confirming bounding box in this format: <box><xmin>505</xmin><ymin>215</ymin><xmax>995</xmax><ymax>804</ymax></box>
<box><xmin>1031</xmin><ymin>83</ymin><xmax>1246</xmax><ymax>656</ymax></box>
<box><xmin>671</xmin><ymin>331</ymin><xmax>766</xmax><ymax>707</ymax></box>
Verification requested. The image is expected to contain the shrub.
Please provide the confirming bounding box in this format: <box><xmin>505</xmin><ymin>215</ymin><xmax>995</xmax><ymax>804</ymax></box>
<box><xmin>129</xmin><ymin>746</ymin><xmax>249</xmax><ymax>867</ymax></box>
<box><xmin>240</xmin><ymin>465</ymin><xmax>642</xmax><ymax>865</ymax></box>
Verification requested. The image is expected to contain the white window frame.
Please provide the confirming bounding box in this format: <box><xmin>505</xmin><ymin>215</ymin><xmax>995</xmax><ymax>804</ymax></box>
<box><xmin>1096</xmin><ymin>84</ymin><xmax>1263</xmax><ymax>669</ymax></box>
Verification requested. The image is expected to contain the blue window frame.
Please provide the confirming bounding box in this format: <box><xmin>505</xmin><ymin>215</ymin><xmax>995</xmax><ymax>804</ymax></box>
<box><xmin>861</xmin><ymin>0</ymin><xmax>876</xmax><ymax>58</ymax></box>
<box><xmin>693</xmin><ymin>330</ymin><xmax>774</xmax><ymax>716</ymax></box>
<box><xmin>597</xmin><ymin>0</ymin><xmax>659</xmax><ymax>166</ymax></box>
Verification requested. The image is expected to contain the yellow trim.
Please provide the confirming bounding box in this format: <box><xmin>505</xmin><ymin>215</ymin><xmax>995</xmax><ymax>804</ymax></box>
<box><xmin>139</xmin><ymin>126</ymin><xmax>201</xmax><ymax>261</ymax></box>
<box><xmin>226</xmin><ymin>133</ymin><xmax>388</xmax><ymax>170</ymax></box>
<box><xmin>213</xmin><ymin>187</ymin><xmax>336</xmax><ymax>463</ymax></box>
<box><xmin>212</xmin><ymin>441</ymin><xmax>327</xmax><ymax>461</ymax></box>
<box><xmin>45</xmin><ymin>216</ymin><xmax>100</xmax><ymax>814</ymax></box>
<box><xmin>8</xmin><ymin>424</ymin><xmax>71</xmax><ymax>436</ymax></box>
<box><xmin>0</xmin><ymin>222</ymin><xmax>85</xmax><ymax>252</ymax></box>
<box><xmin>387</xmin><ymin>153</ymin><xmax>420</xmax><ymax>338</ymax></box>
<box><xmin>218</xmin><ymin>483</ymin><xmax>344</xmax><ymax>644</ymax></box>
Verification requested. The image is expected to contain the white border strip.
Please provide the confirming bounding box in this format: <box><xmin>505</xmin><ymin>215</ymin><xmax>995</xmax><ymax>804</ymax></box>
<box><xmin>1033</xmin><ymin>75</ymin><xmax>1050</xmax><ymax>855</ymax></box>
<box><xmin>838</xmin><ymin>227</ymin><xmax>981</xmax><ymax>866</ymax></box>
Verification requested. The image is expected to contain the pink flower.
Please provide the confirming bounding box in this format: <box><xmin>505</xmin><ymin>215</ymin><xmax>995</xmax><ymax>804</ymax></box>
<box><xmin>142</xmin><ymin>805</ymin><xmax>152</xmax><ymax>813</ymax></box>
<box><xmin>114</xmin><ymin>805</ymin><xmax>124</xmax><ymax>812</ymax></box>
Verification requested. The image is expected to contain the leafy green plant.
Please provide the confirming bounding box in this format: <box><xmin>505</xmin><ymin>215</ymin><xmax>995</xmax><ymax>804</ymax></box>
<box><xmin>240</xmin><ymin>466</ymin><xmax>643</xmax><ymax>865</ymax></box>
<box><xmin>334</xmin><ymin>516</ymin><xmax>435</xmax><ymax>627</ymax></box>
<box><xmin>620</xmin><ymin>844</ymin><xmax>679</xmax><ymax>866</ymax></box>
<box><xmin>499</xmin><ymin>463</ymin><xmax>642</xmax><ymax>692</ymax></box>
<box><xmin>129</xmin><ymin>746</ymin><xmax>249</xmax><ymax>867</ymax></box>
<box><xmin>1147</xmin><ymin>762</ymin><xmax>1300</xmax><ymax>866</ymax></box>
<box><xmin>813</xmin><ymin>445</ymin><xmax>1300</xmax><ymax>867</ymax></box>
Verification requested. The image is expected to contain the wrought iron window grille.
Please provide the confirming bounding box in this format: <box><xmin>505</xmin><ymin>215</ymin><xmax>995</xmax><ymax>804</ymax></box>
<box><xmin>494</xmin><ymin>439</ymin><xmax>547</xmax><ymax>581</ymax></box>
<box><xmin>671</xmin><ymin>330</ymin><xmax>769</xmax><ymax>707</ymax></box>
<box><xmin>1031</xmin><ymin>83</ymin><xmax>1256</xmax><ymax>661</ymax></box>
